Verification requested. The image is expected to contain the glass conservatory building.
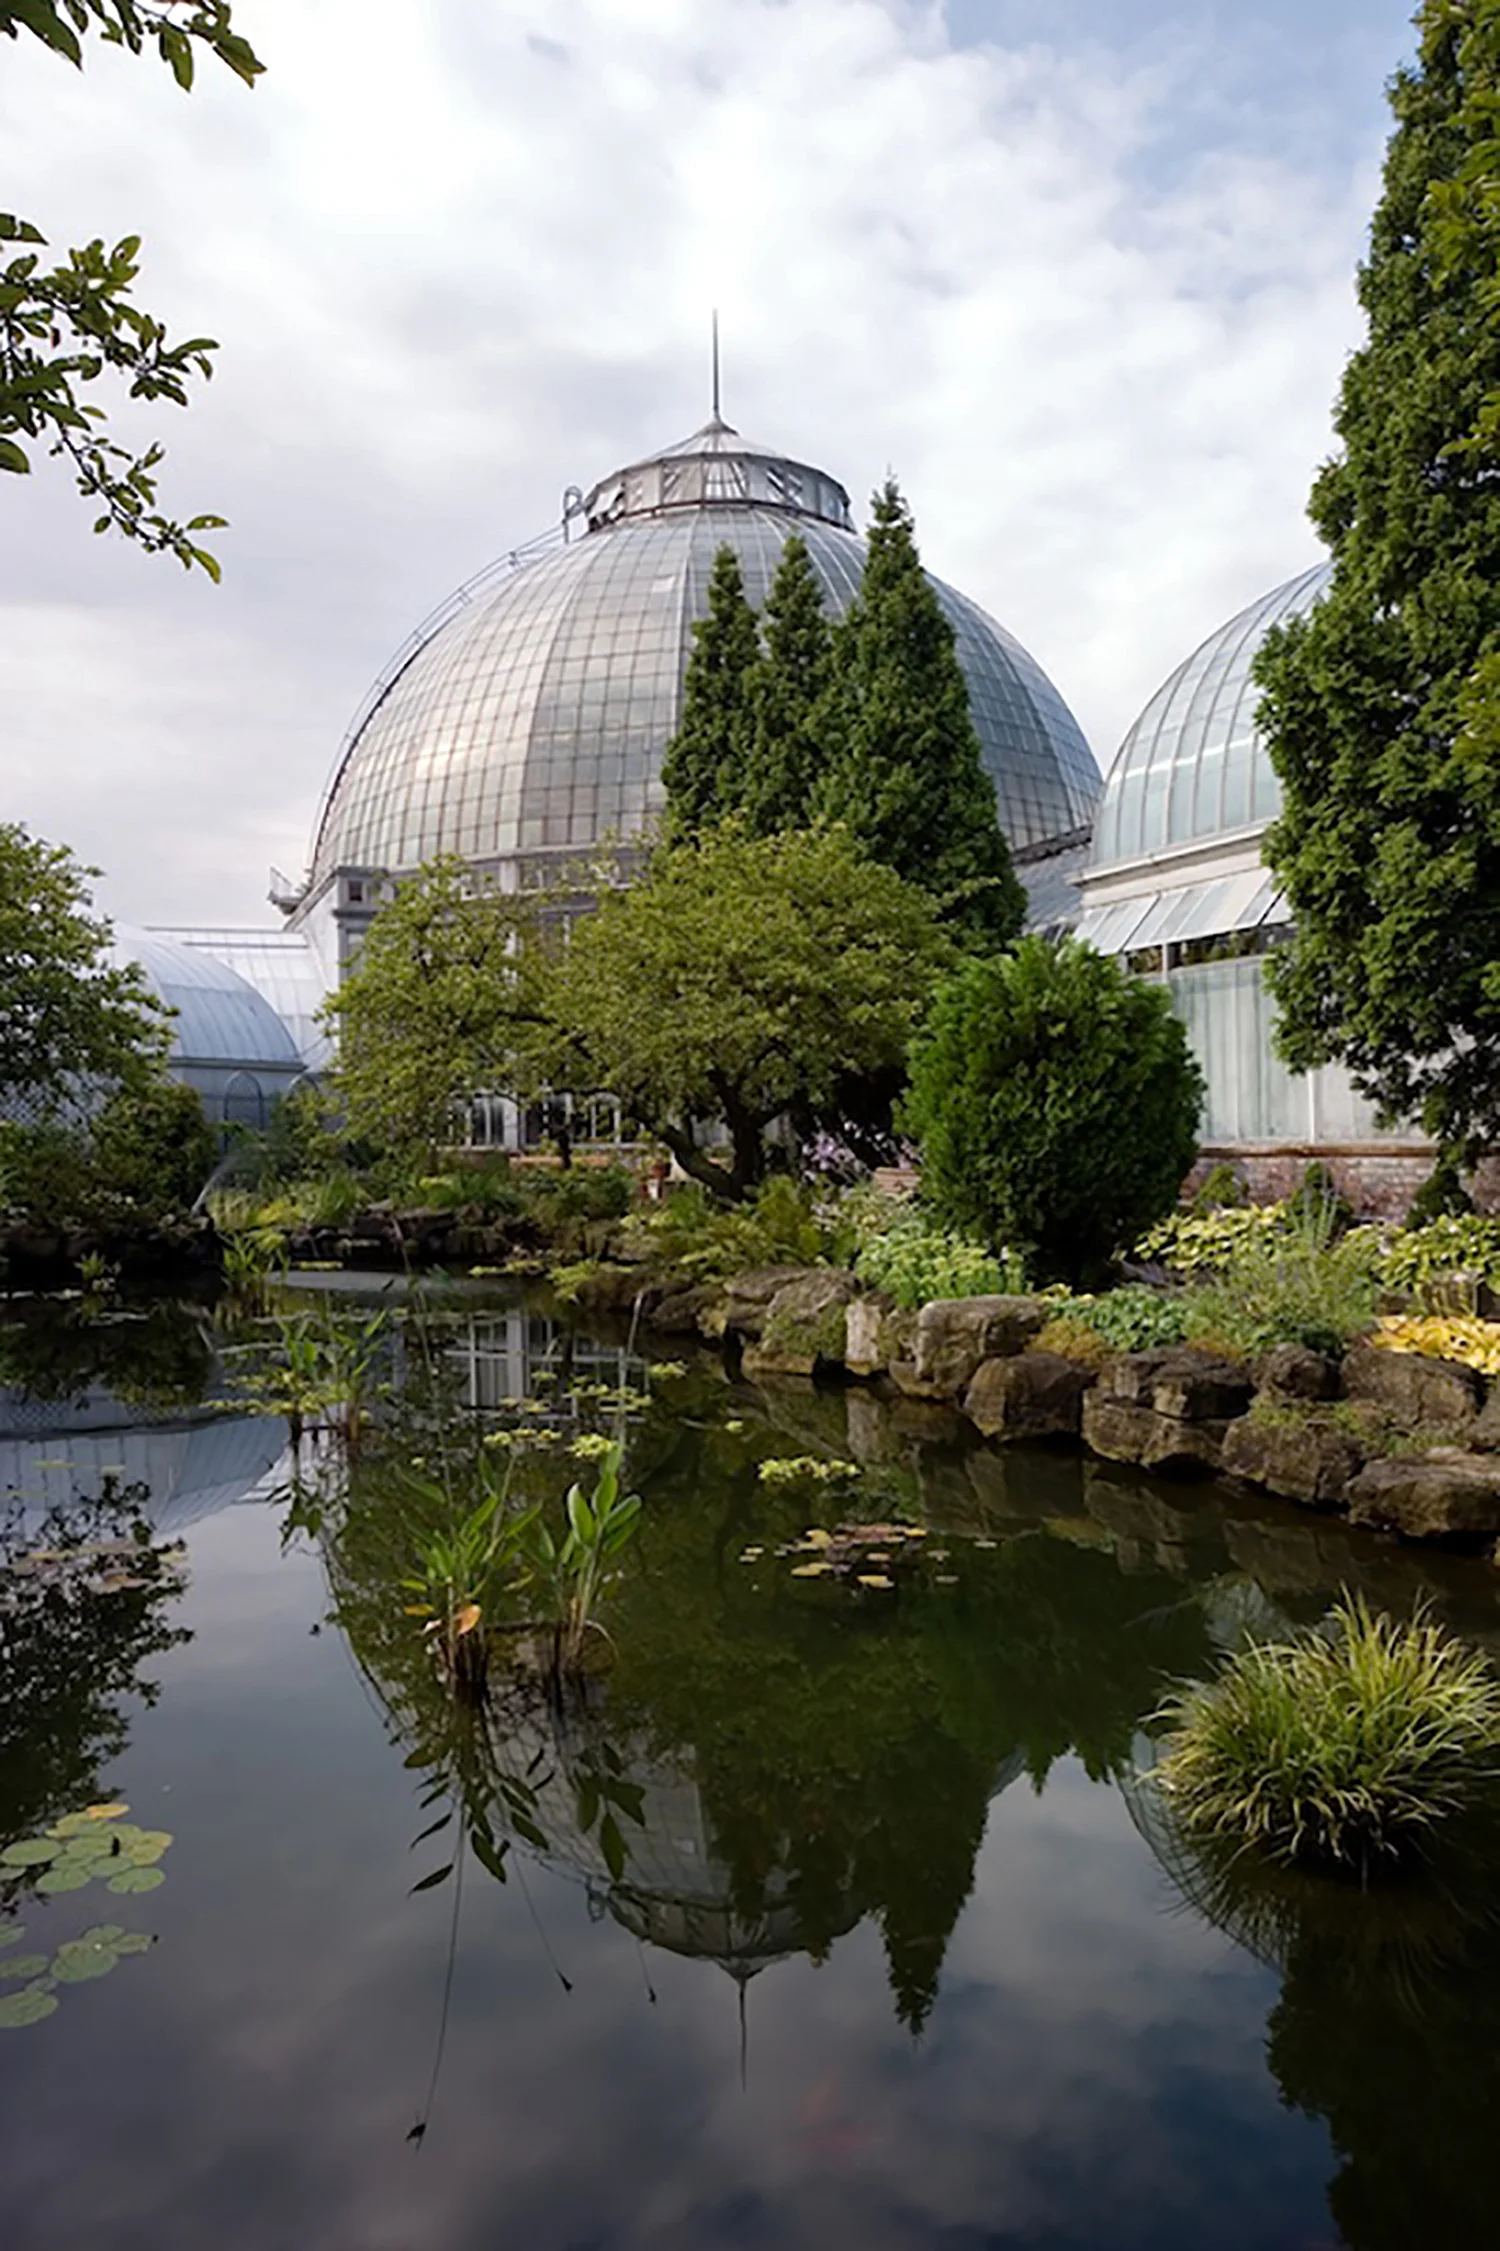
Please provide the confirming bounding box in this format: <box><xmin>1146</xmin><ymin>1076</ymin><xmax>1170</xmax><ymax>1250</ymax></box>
<box><xmin>110</xmin><ymin>926</ymin><xmax>310</xmax><ymax>1129</ymax></box>
<box><xmin>1075</xmin><ymin>567</ymin><xmax>1419</xmax><ymax>1197</ymax></box>
<box><xmin>283</xmin><ymin>412</ymin><xmax>1101</xmax><ymax>982</ymax></box>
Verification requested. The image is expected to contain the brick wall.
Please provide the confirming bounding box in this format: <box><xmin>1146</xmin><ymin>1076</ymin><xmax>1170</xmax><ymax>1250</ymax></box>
<box><xmin>1184</xmin><ymin>1144</ymin><xmax>1500</xmax><ymax>1221</ymax></box>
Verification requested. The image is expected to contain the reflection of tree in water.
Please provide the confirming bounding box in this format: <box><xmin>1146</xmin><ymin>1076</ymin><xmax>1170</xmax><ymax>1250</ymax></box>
<box><xmin>0</xmin><ymin>1301</ymin><xmax>215</xmax><ymax>1413</ymax></box>
<box><xmin>323</xmin><ymin>1356</ymin><xmax>1218</xmax><ymax>2036</ymax></box>
<box><xmin>0</xmin><ymin>1486</ymin><xmax>191</xmax><ymax>1855</ymax></box>
<box><xmin>1129</xmin><ymin>1759</ymin><xmax>1500</xmax><ymax>2251</ymax></box>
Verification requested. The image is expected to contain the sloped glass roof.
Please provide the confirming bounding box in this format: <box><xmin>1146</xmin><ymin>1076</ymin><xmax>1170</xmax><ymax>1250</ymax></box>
<box><xmin>1090</xmin><ymin>563</ymin><xmax>1331</xmax><ymax>870</ymax></box>
<box><xmin>312</xmin><ymin>483</ymin><xmax>1101</xmax><ymax>885</ymax></box>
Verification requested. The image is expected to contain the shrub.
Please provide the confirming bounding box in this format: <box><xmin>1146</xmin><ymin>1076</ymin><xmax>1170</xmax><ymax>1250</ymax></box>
<box><xmin>1047</xmin><ymin>1285</ymin><xmax>1189</xmax><ymax>1353</ymax></box>
<box><xmin>521</xmin><ymin>1162</ymin><xmax>635</xmax><ymax>1227</ymax></box>
<box><xmin>1376</xmin><ymin>1215</ymin><xmax>1500</xmax><ymax>1298</ymax></box>
<box><xmin>903</xmin><ymin>937</ymin><xmax>1203</xmax><ymax>1286</ymax></box>
<box><xmin>1407</xmin><ymin>1146</ymin><xmax>1474</xmax><ymax>1226</ymax></box>
<box><xmin>626</xmin><ymin>1173</ymin><xmax>834</xmax><ymax>1280</ymax></box>
<box><xmin>854</xmin><ymin>1208</ymin><xmax>1026</xmax><ymax>1309</ymax></box>
<box><xmin>1151</xmin><ymin>1598</ymin><xmax>1500</xmax><ymax>1874</ymax></box>
<box><xmin>1285</xmin><ymin>1159</ymin><xmax>1353</xmax><ymax>1236</ymax></box>
<box><xmin>1136</xmin><ymin>1201</ymin><xmax>1289</xmax><ymax>1275</ymax></box>
<box><xmin>415</xmin><ymin>1161</ymin><xmax>525</xmax><ymax>1219</ymax></box>
<box><xmin>1183</xmin><ymin>1204</ymin><xmax>1377</xmax><ymax>1358</ymax></box>
<box><xmin>1189</xmin><ymin>1161</ymin><xmax>1248</xmax><ymax>1214</ymax></box>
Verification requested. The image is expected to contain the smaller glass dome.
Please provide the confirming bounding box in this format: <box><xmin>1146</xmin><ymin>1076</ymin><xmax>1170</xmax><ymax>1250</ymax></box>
<box><xmin>113</xmin><ymin>926</ymin><xmax>301</xmax><ymax>1070</ymax></box>
<box><xmin>1091</xmin><ymin>563</ymin><xmax>1331</xmax><ymax>868</ymax></box>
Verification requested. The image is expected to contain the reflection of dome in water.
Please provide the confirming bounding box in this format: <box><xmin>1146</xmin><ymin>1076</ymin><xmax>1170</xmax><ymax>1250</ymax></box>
<box><xmin>0</xmin><ymin>1393</ymin><xmax>288</xmax><ymax>1535</ymax></box>
<box><xmin>308</xmin><ymin>416</ymin><xmax>1100</xmax><ymax>891</ymax></box>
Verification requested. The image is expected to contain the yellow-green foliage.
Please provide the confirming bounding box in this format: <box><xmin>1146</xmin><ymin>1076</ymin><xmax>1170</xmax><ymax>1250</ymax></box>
<box><xmin>1153</xmin><ymin>1598</ymin><xmax>1500</xmax><ymax>1872</ymax></box>
<box><xmin>1373</xmin><ymin>1314</ymin><xmax>1500</xmax><ymax>1377</ymax></box>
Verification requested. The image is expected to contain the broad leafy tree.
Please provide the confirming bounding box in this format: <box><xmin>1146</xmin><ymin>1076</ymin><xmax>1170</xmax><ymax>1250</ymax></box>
<box><xmin>546</xmin><ymin>823</ymin><xmax>951</xmax><ymax>1199</ymax></box>
<box><xmin>325</xmin><ymin>859</ymin><xmax>552</xmax><ymax>1160</ymax></box>
<box><xmin>1</xmin><ymin>0</ymin><xmax>262</xmax><ymax>574</ymax></box>
<box><xmin>659</xmin><ymin>545</ymin><xmax>760</xmax><ymax>835</ymax></box>
<box><xmin>903</xmin><ymin>937</ymin><xmax>1202</xmax><ymax>1285</ymax></box>
<box><xmin>740</xmin><ymin>532</ymin><xmax>832</xmax><ymax>834</ymax></box>
<box><xmin>1256</xmin><ymin>0</ymin><xmax>1500</xmax><ymax>1155</ymax></box>
<box><xmin>0</xmin><ymin>821</ymin><xmax>167</xmax><ymax>1112</ymax></box>
<box><xmin>814</xmin><ymin>479</ymin><xmax>1026</xmax><ymax>948</ymax></box>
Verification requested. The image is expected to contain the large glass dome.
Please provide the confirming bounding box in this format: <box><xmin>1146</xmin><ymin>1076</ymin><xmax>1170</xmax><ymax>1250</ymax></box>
<box><xmin>309</xmin><ymin>418</ymin><xmax>1100</xmax><ymax>887</ymax></box>
<box><xmin>1090</xmin><ymin>562</ymin><xmax>1331</xmax><ymax>868</ymax></box>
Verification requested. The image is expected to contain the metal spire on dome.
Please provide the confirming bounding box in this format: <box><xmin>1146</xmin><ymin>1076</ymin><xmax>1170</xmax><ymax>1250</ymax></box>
<box><xmin>711</xmin><ymin>308</ymin><xmax>723</xmax><ymax>426</ymax></box>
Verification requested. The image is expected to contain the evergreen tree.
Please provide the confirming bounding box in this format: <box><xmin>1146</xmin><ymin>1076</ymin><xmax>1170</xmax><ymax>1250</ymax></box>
<box><xmin>813</xmin><ymin>479</ymin><xmax>1026</xmax><ymax>948</ymax></box>
<box><xmin>740</xmin><ymin>533</ymin><xmax>832</xmax><ymax>834</ymax></box>
<box><xmin>1255</xmin><ymin>0</ymin><xmax>1500</xmax><ymax>1155</ymax></box>
<box><xmin>659</xmin><ymin>544</ymin><xmax>760</xmax><ymax>836</ymax></box>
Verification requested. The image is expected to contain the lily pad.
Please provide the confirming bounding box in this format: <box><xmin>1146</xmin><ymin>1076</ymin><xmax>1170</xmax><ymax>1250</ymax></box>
<box><xmin>0</xmin><ymin>1986</ymin><xmax>58</xmax><ymax>2027</ymax></box>
<box><xmin>1</xmin><ymin>1839</ymin><xmax>61</xmax><ymax>1868</ymax></box>
<box><xmin>0</xmin><ymin>1925</ymin><xmax>25</xmax><ymax>1949</ymax></box>
<box><xmin>35</xmin><ymin>1866</ymin><xmax>92</xmax><ymax>1895</ymax></box>
<box><xmin>49</xmin><ymin>1807</ymin><xmax>127</xmax><ymax>1839</ymax></box>
<box><xmin>106</xmin><ymin>1867</ymin><xmax>164</xmax><ymax>1895</ymax></box>
<box><xmin>52</xmin><ymin>1936</ymin><xmax>123</xmax><ymax>1983</ymax></box>
<box><xmin>790</xmin><ymin>1561</ymin><xmax>831</xmax><ymax>1577</ymax></box>
<box><xmin>0</xmin><ymin>1956</ymin><xmax>50</xmax><ymax>1982</ymax></box>
<box><xmin>121</xmin><ymin>1832</ymin><xmax>171</xmax><ymax>1866</ymax></box>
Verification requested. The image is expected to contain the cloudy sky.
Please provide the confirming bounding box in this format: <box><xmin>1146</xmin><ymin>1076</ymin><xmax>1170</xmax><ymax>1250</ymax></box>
<box><xmin>5</xmin><ymin>0</ymin><xmax>1418</xmax><ymax>927</ymax></box>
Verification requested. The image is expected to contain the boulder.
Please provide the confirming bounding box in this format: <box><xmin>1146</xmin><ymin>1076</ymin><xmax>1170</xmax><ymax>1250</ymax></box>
<box><xmin>913</xmin><ymin>1295</ymin><xmax>1050</xmax><ymax>1396</ymax></box>
<box><xmin>1342</xmin><ymin>1341</ymin><xmax>1482</xmax><ymax>1434</ymax></box>
<box><xmin>720</xmin><ymin>1266</ymin><xmax>818</xmax><ymax>1339</ymax></box>
<box><xmin>1346</xmin><ymin>1454</ymin><xmax>1500</xmax><ymax>1541</ymax></box>
<box><xmin>963</xmin><ymin>1351</ymin><xmax>1094</xmax><ymax>1441</ymax></box>
<box><xmin>844</xmin><ymin>1297</ymin><xmax>887</xmax><ymax>1379</ymax></box>
<box><xmin>1469</xmin><ymin>1387</ymin><xmax>1500</xmax><ymax>1452</ymax></box>
<box><xmin>1253</xmin><ymin>1342</ymin><xmax>1340</xmax><ymax>1402</ymax></box>
<box><xmin>743</xmin><ymin>1269</ymin><xmax>860</xmax><ymax>1377</ymax></box>
<box><xmin>1221</xmin><ymin>1412</ymin><xmax>1364</xmax><ymax>1509</ymax></box>
<box><xmin>1097</xmin><ymin>1348</ymin><xmax>1251</xmax><ymax>1422</ymax></box>
<box><xmin>644</xmin><ymin>1282</ymin><xmax>722</xmax><ymax>1335</ymax></box>
<box><xmin>1081</xmin><ymin>1392</ymin><xmax>1230</xmax><ymax>1475</ymax></box>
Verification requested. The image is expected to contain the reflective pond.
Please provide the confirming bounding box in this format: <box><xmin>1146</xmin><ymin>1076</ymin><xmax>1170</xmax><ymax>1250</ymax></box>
<box><xmin>3</xmin><ymin>1280</ymin><xmax>1500</xmax><ymax>2251</ymax></box>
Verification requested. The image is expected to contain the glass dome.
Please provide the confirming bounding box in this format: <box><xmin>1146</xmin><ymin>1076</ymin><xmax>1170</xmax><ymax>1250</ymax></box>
<box><xmin>309</xmin><ymin>421</ymin><xmax>1101</xmax><ymax>887</ymax></box>
<box><xmin>113</xmin><ymin>926</ymin><xmax>301</xmax><ymax>1070</ymax></box>
<box><xmin>1090</xmin><ymin>563</ymin><xmax>1331</xmax><ymax>869</ymax></box>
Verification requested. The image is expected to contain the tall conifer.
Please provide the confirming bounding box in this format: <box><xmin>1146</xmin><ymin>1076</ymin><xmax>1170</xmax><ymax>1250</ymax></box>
<box><xmin>740</xmin><ymin>533</ymin><xmax>832</xmax><ymax>834</ymax></box>
<box><xmin>813</xmin><ymin>479</ymin><xmax>1025</xmax><ymax>948</ymax></box>
<box><xmin>660</xmin><ymin>544</ymin><xmax>760</xmax><ymax>837</ymax></box>
<box><xmin>1256</xmin><ymin>0</ymin><xmax>1500</xmax><ymax>1152</ymax></box>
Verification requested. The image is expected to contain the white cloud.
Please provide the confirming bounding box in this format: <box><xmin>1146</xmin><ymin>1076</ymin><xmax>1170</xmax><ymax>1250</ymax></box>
<box><xmin>0</xmin><ymin>0</ymin><xmax>1383</xmax><ymax>923</ymax></box>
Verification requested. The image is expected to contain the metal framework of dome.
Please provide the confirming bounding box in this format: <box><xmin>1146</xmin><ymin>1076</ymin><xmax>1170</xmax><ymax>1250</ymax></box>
<box><xmin>1089</xmin><ymin>562</ymin><xmax>1331</xmax><ymax>870</ymax></box>
<box><xmin>305</xmin><ymin>416</ymin><xmax>1100</xmax><ymax>893</ymax></box>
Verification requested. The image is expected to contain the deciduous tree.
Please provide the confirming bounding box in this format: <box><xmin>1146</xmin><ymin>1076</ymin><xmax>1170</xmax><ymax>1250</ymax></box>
<box><xmin>1</xmin><ymin>0</ymin><xmax>262</xmax><ymax>573</ymax></box>
<box><xmin>546</xmin><ymin>823</ymin><xmax>951</xmax><ymax>1199</ymax></box>
<box><xmin>0</xmin><ymin>821</ymin><xmax>167</xmax><ymax>1112</ymax></box>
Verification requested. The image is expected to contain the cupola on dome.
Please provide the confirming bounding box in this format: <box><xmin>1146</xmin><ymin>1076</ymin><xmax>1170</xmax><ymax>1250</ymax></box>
<box><xmin>306</xmin><ymin>416</ymin><xmax>1101</xmax><ymax>894</ymax></box>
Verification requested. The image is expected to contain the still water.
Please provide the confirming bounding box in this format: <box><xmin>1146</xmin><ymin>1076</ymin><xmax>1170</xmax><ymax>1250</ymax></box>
<box><xmin>2</xmin><ymin>1283</ymin><xmax>1499</xmax><ymax>2251</ymax></box>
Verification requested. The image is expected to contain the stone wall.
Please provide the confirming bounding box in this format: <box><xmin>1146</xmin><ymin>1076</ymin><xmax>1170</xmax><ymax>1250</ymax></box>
<box><xmin>1184</xmin><ymin>1145</ymin><xmax>1500</xmax><ymax>1222</ymax></box>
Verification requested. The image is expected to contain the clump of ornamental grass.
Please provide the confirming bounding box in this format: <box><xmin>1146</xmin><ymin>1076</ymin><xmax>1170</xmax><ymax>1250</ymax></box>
<box><xmin>1150</xmin><ymin>1598</ymin><xmax>1500</xmax><ymax>1877</ymax></box>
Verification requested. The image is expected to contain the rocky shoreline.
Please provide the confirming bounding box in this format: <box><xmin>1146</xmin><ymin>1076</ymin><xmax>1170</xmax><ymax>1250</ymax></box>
<box><xmin>571</xmin><ymin>1260</ymin><xmax>1500</xmax><ymax>1551</ymax></box>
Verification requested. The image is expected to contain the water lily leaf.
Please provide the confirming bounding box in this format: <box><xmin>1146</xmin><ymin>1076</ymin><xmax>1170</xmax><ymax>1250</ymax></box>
<box><xmin>790</xmin><ymin>1562</ymin><xmax>831</xmax><ymax>1577</ymax></box>
<box><xmin>52</xmin><ymin>1937</ymin><xmax>121</xmax><ymax>1983</ymax></box>
<box><xmin>0</xmin><ymin>1956</ymin><xmax>50</xmax><ymax>1981</ymax></box>
<box><xmin>106</xmin><ymin>1867</ymin><xmax>164</xmax><ymax>1895</ymax></box>
<box><xmin>84</xmin><ymin>1804</ymin><xmax>129</xmax><ymax>1822</ymax></box>
<box><xmin>111</xmin><ymin>1932</ymin><xmax>153</xmax><ymax>1956</ymax></box>
<box><xmin>122</xmin><ymin>1832</ymin><xmax>172</xmax><ymax>1865</ymax></box>
<box><xmin>36</xmin><ymin>1866</ymin><xmax>92</xmax><ymax>1894</ymax></box>
<box><xmin>0</xmin><ymin>1986</ymin><xmax>57</xmax><ymax>2027</ymax></box>
<box><xmin>1</xmin><ymin>1839</ymin><xmax>61</xmax><ymax>1867</ymax></box>
<box><xmin>802</xmin><ymin>1528</ymin><xmax>832</xmax><ymax>1547</ymax></box>
<box><xmin>856</xmin><ymin>1574</ymin><xmax>894</xmax><ymax>1589</ymax></box>
<box><xmin>0</xmin><ymin>1925</ymin><xmax>25</xmax><ymax>1948</ymax></box>
<box><xmin>454</xmin><ymin>1603</ymin><xmax>481</xmax><ymax>1637</ymax></box>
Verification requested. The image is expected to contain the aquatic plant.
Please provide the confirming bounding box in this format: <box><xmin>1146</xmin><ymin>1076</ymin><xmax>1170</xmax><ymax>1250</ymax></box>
<box><xmin>0</xmin><ymin>1802</ymin><xmax>171</xmax><ymax>2030</ymax></box>
<box><xmin>1151</xmin><ymin>1599</ymin><xmax>1500</xmax><ymax>1874</ymax></box>
<box><xmin>514</xmin><ymin>1441</ymin><xmax>642</xmax><ymax>1676</ymax></box>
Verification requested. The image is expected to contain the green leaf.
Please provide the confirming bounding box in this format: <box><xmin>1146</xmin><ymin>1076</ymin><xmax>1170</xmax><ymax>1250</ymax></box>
<box><xmin>0</xmin><ymin>1838</ymin><xmax>60</xmax><ymax>1866</ymax></box>
<box><xmin>409</xmin><ymin>1863</ymin><xmax>453</xmax><ymax>1894</ymax></box>
<box><xmin>0</xmin><ymin>1925</ymin><xmax>26</xmax><ymax>1949</ymax></box>
<box><xmin>52</xmin><ymin>1936</ymin><xmax>121</xmax><ymax>1983</ymax></box>
<box><xmin>0</xmin><ymin>1956</ymin><xmax>51</xmax><ymax>1982</ymax></box>
<box><xmin>105</xmin><ymin>1866</ymin><xmax>163</xmax><ymax>1895</ymax></box>
<box><xmin>36</xmin><ymin>1865</ymin><xmax>92</xmax><ymax>1894</ymax></box>
<box><xmin>470</xmin><ymin>1830</ymin><xmax>509</xmax><ymax>1884</ymax></box>
<box><xmin>599</xmin><ymin>1812</ymin><xmax>627</xmax><ymax>1884</ymax></box>
<box><xmin>0</xmin><ymin>437</ymin><xmax>31</xmax><ymax>474</ymax></box>
<box><xmin>0</xmin><ymin>1986</ymin><xmax>58</xmax><ymax>2028</ymax></box>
